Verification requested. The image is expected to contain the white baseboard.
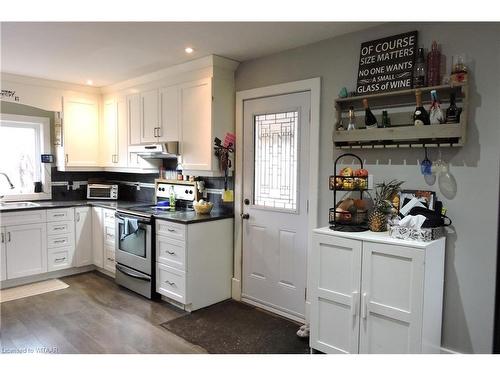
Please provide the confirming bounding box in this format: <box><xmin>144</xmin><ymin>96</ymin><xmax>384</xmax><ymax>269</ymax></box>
<box><xmin>440</xmin><ymin>346</ymin><xmax>462</xmax><ymax>354</ymax></box>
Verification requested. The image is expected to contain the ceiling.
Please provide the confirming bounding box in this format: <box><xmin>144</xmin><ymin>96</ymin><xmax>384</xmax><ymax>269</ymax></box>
<box><xmin>1</xmin><ymin>22</ymin><xmax>379</xmax><ymax>87</ymax></box>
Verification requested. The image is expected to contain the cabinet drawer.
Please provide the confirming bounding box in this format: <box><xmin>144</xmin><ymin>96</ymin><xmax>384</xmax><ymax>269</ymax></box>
<box><xmin>157</xmin><ymin>263</ymin><xmax>186</xmax><ymax>303</ymax></box>
<box><xmin>0</xmin><ymin>209</ymin><xmax>47</xmax><ymax>226</ymax></box>
<box><xmin>48</xmin><ymin>248</ymin><xmax>73</xmax><ymax>272</ymax></box>
<box><xmin>47</xmin><ymin>233</ymin><xmax>75</xmax><ymax>249</ymax></box>
<box><xmin>157</xmin><ymin>235</ymin><xmax>186</xmax><ymax>270</ymax></box>
<box><xmin>103</xmin><ymin>209</ymin><xmax>116</xmax><ymax>226</ymax></box>
<box><xmin>104</xmin><ymin>245</ymin><xmax>116</xmax><ymax>273</ymax></box>
<box><xmin>104</xmin><ymin>225</ymin><xmax>116</xmax><ymax>245</ymax></box>
<box><xmin>156</xmin><ymin>220</ymin><xmax>186</xmax><ymax>241</ymax></box>
<box><xmin>47</xmin><ymin>221</ymin><xmax>74</xmax><ymax>236</ymax></box>
<box><xmin>47</xmin><ymin>208</ymin><xmax>75</xmax><ymax>222</ymax></box>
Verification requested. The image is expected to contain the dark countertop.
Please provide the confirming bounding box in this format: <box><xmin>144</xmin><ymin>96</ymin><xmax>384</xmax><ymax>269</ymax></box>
<box><xmin>0</xmin><ymin>200</ymin><xmax>234</xmax><ymax>224</ymax></box>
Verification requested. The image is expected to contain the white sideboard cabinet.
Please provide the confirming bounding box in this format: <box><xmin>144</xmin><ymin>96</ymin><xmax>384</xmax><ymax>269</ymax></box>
<box><xmin>309</xmin><ymin>228</ymin><xmax>446</xmax><ymax>354</ymax></box>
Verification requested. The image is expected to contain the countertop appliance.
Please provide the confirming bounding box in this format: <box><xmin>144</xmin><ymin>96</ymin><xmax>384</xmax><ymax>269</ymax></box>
<box><xmin>129</xmin><ymin>142</ymin><xmax>179</xmax><ymax>159</ymax></box>
<box><xmin>87</xmin><ymin>183</ymin><xmax>118</xmax><ymax>200</ymax></box>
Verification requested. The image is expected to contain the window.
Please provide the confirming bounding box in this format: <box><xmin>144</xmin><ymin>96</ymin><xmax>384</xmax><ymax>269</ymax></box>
<box><xmin>0</xmin><ymin>114</ymin><xmax>51</xmax><ymax>200</ymax></box>
<box><xmin>253</xmin><ymin>111</ymin><xmax>299</xmax><ymax>211</ymax></box>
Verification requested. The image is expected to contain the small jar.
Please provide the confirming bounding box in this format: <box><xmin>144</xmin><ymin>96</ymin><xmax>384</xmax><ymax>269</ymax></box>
<box><xmin>177</xmin><ymin>171</ymin><xmax>183</xmax><ymax>181</ymax></box>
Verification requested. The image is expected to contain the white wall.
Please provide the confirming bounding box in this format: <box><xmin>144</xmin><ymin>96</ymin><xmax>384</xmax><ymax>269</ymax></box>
<box><xmin>235</xmin><ymin>22</ymin><xmax>500</xmax><ymax>353</ymax></box>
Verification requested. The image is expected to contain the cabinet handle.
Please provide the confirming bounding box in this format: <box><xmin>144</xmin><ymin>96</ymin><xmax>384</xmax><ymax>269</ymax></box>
<box><xmin>55</xmin><ymin>257</ymin><xmax>66</xmax><ymax>262</ymax></box>
<box><xmin>361</xmin><ymin>292</ymin><xmax>368</xmax><ymax>319</ymax></box>
<box><xmin>167</xmin><ymin>228</ymin><xmax>176</xmax><ymax>232</ymax></box>
<box><xmin>107</xmin><ymin>257</ymin><xmax>115</xmax><ymax>262</ymax></box>
<box><xmin>351</xmin><ymin>291</ymin><xmax>359</xmax><ymax>317</ymax></box>
<box><xmin>54</xmin><ymin>239</ymin><xmax>66</xmax><ymax>244</ymax></box>
<box><xmin>166</xmin><ymin>250</ymin><xmax>176</xmax><ymax>255</ymax></box>
<box><xmin>54</xmin><ymin>213</ymin><xmax>65</xmax><ymax>217</ymax></box>
<box><xmin>65</xmin><ymin>154</ymin><xmax>69</xmax><ymax>163</ymax></box>
<box><xmin>157</xmin><ymin>126</ymin><xmax>161</xmax><ymax>138</ymax></box>
<box><xmin>76</xmin><ymin>212</ymin><xmax>80</xmax><ymax>222</ymax></box>
<box><xmin>53</xmin><ymin>226</ymin><xmax>66</xmax><ymax>231</ymax></box>
<box><xmin>164</xmin><ymin>280</ymin><xmax>176</xmax><ymax>287</ymax></box>
<box><xmin>1</xmin><ymin>232</ymin><xmax>4</xmax><ymax>243</ymax></box>
<box><xmin>7</xmin><ymin>232</ymin><xmax>11</xmax><ymax>242</ymax></box>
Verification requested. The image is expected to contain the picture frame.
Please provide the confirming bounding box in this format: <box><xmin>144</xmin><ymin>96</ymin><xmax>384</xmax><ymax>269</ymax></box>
<box><xmin>399</xmin><ymin>189</ymin><xmax>436</xmax><ymax>212</ymax></box>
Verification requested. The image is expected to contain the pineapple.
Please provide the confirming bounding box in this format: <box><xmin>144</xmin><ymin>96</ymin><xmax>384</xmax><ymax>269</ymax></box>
<box><xmin>368</xmin><ymin>180</ymin><xmax>404</xmax><ymax>232</ymax></box>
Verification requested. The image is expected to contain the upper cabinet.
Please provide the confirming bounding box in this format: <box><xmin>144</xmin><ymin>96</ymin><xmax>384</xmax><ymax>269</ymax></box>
<box><xmin>101</xmin><ymin>96</ymin><xmax>128</xmax><ymax>168</ymax></box>
<box><xmin>57</xmin><ymin>93</ymin><xmax>100</xmax><ymax>170</ymax></box>
<box><xmin>140</xmin><ymin>89</ymin><xmax>160</xmax><ymax>144</ymax></box>
<box><xmin>159</xmin><ymin>85</ymin><xmax>179</xmax><ymax>142</ymax></box>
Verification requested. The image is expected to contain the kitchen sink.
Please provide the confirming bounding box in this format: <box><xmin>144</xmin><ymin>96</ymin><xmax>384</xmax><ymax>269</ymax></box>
<box><xmin>0</xmin><ymin>201</ymin><xmax>41</xmax><ymax>210</ymax></box>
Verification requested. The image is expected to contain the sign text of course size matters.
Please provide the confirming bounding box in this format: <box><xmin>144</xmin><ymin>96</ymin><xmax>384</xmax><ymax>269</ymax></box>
<box><xmin>356</xmin><ymin>31</ymin><xmax>418</xmax><ymax>94</ymax></box>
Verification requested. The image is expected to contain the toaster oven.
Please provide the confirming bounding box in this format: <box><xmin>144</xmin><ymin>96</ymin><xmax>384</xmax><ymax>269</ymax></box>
<box><xmin>87</xmin><ymin>184</ymin><xmax>118</xmax><ymax>200</ymax></box>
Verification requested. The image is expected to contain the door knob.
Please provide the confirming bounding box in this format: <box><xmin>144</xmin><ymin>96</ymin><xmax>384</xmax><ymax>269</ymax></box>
<box><xmin>241</xmin><ymin>213</ymin><xmax>250</xmax><ymax>220</ymax></box>
<box><xmin>244</xmin><ymin>198</ymin><xmax>250</xmax><ymax>205</ymax></box>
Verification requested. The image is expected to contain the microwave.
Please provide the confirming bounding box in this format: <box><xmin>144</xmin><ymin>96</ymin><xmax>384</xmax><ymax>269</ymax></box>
<box><xmin>87</xmin><ymin>184</ymin><xmax>118</xmax><ymax>200</ymax></box>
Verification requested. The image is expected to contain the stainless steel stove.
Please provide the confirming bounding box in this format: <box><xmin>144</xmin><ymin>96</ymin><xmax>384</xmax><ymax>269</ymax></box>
<box><xmin>114</xmin><ymin>181</ymin><xmax>198</xmax><ymax>299</ymax></box>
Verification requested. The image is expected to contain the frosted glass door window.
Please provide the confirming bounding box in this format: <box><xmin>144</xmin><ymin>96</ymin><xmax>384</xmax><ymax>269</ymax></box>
<box><xmin>253</xmin><ymin>111</ymin><xmax>298</xmax><ymax>211</ymax></box>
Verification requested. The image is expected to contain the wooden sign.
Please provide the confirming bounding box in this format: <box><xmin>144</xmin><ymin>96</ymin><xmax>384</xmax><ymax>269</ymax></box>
<box><xmin>356</xmin><ymin>31</ymin><xmax>418</xmax><ymax>95</ymax></box>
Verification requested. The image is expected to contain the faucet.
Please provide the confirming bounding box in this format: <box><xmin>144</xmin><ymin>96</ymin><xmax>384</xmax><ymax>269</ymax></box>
<box><xmin>0</xmin><ymin>172</ymin><xmax>15</xmax><ymax>199</ymax></box>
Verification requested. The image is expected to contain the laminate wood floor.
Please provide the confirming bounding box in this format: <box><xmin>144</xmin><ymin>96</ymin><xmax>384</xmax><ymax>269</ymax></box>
<box><xmin>0</xmin><ymin>271</ymin><xmax>206</xmax><ymax>354</ymax></box>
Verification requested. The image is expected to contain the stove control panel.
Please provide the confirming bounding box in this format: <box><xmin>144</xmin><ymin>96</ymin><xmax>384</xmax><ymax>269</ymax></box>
<box><xmin>156</xmin><ymin>183</ymin><xmax>196</xmax><ymax>201</ymax></box>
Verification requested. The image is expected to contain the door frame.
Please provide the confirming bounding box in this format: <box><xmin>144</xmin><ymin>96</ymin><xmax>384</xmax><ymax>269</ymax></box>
<box><xmin>233</xmin><ymin>78</ymin><xmax>321</xmax><ymax>322</ymax></box>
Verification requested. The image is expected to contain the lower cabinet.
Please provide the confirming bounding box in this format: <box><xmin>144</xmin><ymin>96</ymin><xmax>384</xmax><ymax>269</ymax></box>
<box><xmin>155</xmin><ymin>218</ymin><xmax>233</xmax><ymax>311</ymax></box>
<box><xmin>91</xmin><ymin>207</ymin><xmax>116</xmax><ymax>276</ymax></box>
<box><xmin>309</xmin><ymin>228</ymin><xmax>446</xmax><ymax>354</ymax></box>
<box><xmin>75</xmin><ymin>207</ymin><xmax>93</xmax><ymax>267</ymax></box>
<box><xmin>5</xmin><ymin>222</ymin><xmax>48</xmax><ymax>279</ymax></box>
<box><xmin>0</xmin><ymin>228</ymin><xmax>6</xmax><ymax>281</ymax></box>
<box><xmin>46</xmin><ymin>208</ymin><xmax>75</xmax><ymax>272</ymax></box>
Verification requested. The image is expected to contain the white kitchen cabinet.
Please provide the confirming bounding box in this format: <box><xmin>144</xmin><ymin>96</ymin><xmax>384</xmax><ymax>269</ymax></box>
<box><xmin>179</xmin><ymin>77</ymin><xmax>235</xmax><ymax>175</ymax></box>
<box><xmin>309</xmin><ymin>228</ymin><xmax>445</xmax><ymax>354</ymax></box>
<box><xmin>92</xmin><ymin>207</ymin><xmax>104</xmax><ymax>268</ymax></box>
<box><xmin>101</xmin><ymin>97</ymin><xmax>129</xmax><ymax>168</ymax></box>
<box><xmin>5</xmin><ymin>222</ymin><xmax>47</xmax><ymax>279</ymax></box>
<box><xmin>46</xmin><ymin>208</ymin><xmax>75</xmax><ymax>272</ymax></box>
<box><xmin>155</xmin><ymin>218</ymin><xmax>233</xmax><ymax>311</ymax></box>
<box><xmin>0</xmin><ymin>228</ymin><xmax>6</xmax><ymax>282</ymax></box>
<box><xmin>159</xmin><ymin>85</ymin><xmax>179</xmax><ymax>142</ymax></box>
<box><xmin>57</xmin><ymin>93</ymin><xmax>100</xmax><ymax>169</ymax></box>
<box><xmin>140</xmin><ymin>89</ymin><xmax>160</xmax><ymax>144</ymax></box>
<box><xmin>128</xmin><ymin>94</ymin><xmax>142</xmax><ymax>145</ymax></box>
<box><xmin>75</xmin><ymin>207</ymin><xmax>93</xmax><ymax>267</ymax></box>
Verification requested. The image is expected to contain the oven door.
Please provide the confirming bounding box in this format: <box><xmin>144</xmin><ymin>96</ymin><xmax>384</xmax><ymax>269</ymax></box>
<box><xmin>115</xmin><ymin>213</ymin><xmax>152</xmax><ymax>275</ymax></box>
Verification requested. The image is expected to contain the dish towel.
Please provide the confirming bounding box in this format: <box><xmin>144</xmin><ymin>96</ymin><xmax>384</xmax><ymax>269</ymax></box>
<box><xmin>121</xmin><ymin>217</ymin><xmax>139</xmax><ymax>240</ymax></box>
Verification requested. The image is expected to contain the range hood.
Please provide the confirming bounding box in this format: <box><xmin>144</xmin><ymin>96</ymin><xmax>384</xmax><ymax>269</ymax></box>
<box><xmin>129</xmin><ymin>142</ymin><xmax>179</xmax><ymax>159</ymax></box>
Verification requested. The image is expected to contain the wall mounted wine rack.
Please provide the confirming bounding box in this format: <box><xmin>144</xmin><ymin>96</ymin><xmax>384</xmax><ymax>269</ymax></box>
<box><xmin>333</xmin><ymin>83</ymin><xmax>469</xmax><ymax>149</ymax></box>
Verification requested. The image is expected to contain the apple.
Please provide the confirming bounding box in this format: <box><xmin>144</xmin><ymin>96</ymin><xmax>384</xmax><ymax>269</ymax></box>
<box><xmin>354</xmin><ymin>168</ymin><xmax>369</xmax><ymax>177</ymax></box>
<box><xmin>340</xmin><ymin>167</ymin><xmax>353</xmax><ymax>177</ymax></box>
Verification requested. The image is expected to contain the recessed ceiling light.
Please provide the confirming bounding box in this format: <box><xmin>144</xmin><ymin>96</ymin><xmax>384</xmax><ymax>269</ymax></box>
<box><xmin>185</xmin><ymin>47</ymin><xmax>194</xmax><ymax>54</ymax></box>
<box><xmin>86</xmin><ymin>79</ymin><xmax>93</xmax><ymax>86</ymax></box>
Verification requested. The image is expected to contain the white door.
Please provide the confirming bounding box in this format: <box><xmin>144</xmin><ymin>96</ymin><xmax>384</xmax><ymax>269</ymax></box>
<box><xmin>242</xmin><ymin>91</ymin><xmax>310</xmax><ymax>320</ymax></box>
<box><xmin>1</xmin><ymin>228</ymin><xmax>6</xmax><ymax>281</ymax></box>
<box><xmin>310</xmin><ymin>234</ymin><xmax>362</xmax><ymax>354</ymax></box>
<box><xmin>75</xmin><ymin>207</ymin><xmax>93</xmax><ymax>267</ymax></box>
<box><xmin>140</xmin><ymin>89</ymin><xmax>159</xmax><ymax>144</ymax></box>
<box><xmin>359</xmin><ymin>242</ymin><xmax>425</xmax><ymax>354</ymax></box>
<box><xmin>5</xmin><ymin>223</ymin><xmax>47</xmax><ymax>279</ymax></box>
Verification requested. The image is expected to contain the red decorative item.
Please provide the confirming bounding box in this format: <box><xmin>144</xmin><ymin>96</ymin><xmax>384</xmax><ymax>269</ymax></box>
<box><xmin>426</xmin><ymin>41</ymin><xmax>441</xmax><ymax>87</ymax></box>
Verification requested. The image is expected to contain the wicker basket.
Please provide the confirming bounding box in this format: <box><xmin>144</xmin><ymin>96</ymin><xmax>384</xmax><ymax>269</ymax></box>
<box><xmin>329</xmin><ymin>208</ymin><xmax>367</xmax><ymax>225</ymax></box>
<box><xmin>193</xmin><ymin>201</ymin><xmax>214</xmax><ymax>214</ymax></box>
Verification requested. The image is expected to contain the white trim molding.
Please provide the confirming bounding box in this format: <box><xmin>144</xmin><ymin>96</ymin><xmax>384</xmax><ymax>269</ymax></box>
<box><xmin>233</xmin><ymin>78</ymin><xmax>321</xmax><ymax>316</ymax></box>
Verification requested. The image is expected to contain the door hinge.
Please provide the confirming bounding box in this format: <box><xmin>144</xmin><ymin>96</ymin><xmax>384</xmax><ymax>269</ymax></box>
<box><xmin>304</xmin><ymin>288</ymin><xmax>307</xmax><ymax>300</ymax></box>
<box><xmin>306</xmin><ymin>200</ymin><xmax>309</xmax><ymax>214</ymax></box>
<box><xmin>309</xmin><ymin>109</ymin><xmax>311</xmax><ymax>124</ymax></box>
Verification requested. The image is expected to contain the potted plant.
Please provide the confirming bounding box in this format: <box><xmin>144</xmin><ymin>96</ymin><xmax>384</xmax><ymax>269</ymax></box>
<box><xmin>368</xmin><ymin>179</ymin><xmax>404</xmax><ymax>232</ymax></box>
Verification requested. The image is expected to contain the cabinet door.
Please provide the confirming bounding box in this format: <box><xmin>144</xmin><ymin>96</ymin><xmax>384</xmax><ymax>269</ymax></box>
<box><xmin>116</xmin><ymin>96</ymin><xmax>129</xmax><ymax>167</ymax></box>
<box><xmin>5</xmin><ymin>223</ymin><xmax>47</xmax><ymax>279</ymax></box>
<box><xmin>63</xmin><ymin>95</ymin><xmax>100</xmax><ymax>167</ymax></box>
<box><xmin>92</xmin><ymin>207</ymin><xmax>104</xmax><ymax>268</ymax></box>
<box><xmin>75</xmin><ymin>207</ymin><xmax>93</xmax><ymax>267</ymax></box>
<box><xmin>102</xmin><ymin>99</ymin><xmax>118</xmax><ymax>167</ymax></box>
<box><xmin>310</xmin><ymin>233</ymin><xmax>362</xmax><ymax>354</ymax></box>
<box><xmin>1</xmin><ymin>229</ymin><xmax>6</xmax><ymax>281</ymax></box>
<box><xmin>128</xmin><ymin>94</ymin><xmax>142</xmax><ymax>145</ymax></box>
<box><xmin>179</xmin><ymin>78</ymin><xmax>212</xmax><ymax>171</ymax></box>
<box><xmin>140</xmin><ymin>89</ymin><xmax>159</xmax><ymax>144</ymax></box>
<box><xmin>359</xmin><ymin>242</ymin><xmax>425</xmax><ymax>354</ymax></box>
<box><xmin>159</xmin><ymin>85</ymin><xmax>179</xmax><ymax>142</ymax></box>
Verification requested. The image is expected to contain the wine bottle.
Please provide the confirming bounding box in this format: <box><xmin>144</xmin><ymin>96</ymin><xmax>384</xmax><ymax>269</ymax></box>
<box><xmin>347</xmin><ymin>106</ymin><xmax>356</xmax><ymax>131</ymax></box>
<box><xmin>445</xmin><ymin>93</ymin><xmax>460</xmax><ymax>123</ymax></box>
<box><xmin>414</xmin><ymin>89</ymin><xmax>430</xmax><ymax>126</ymax></box>
<box><xmin>381</xmin><ymin>111</ymin><xmax>390</xmax><ymax>128</ymax></box>
<box><xmin>413</xmin><ymin>47</ymin><xmax>426</xmax><ymax>88</ymax></box>
<box><xmin>426</xmin><ymin>41</ymin><xmax>441</xmax><ymax>87</ymax></box>
<box><xmin>429</xmin><ymin>90</ymin><xmax>444</xmax><ymax>124</ymax></box>
<box><xmin>363</xmin><ymin>99</ymin><xmax>378</xmax><ymax>129</ymax></box>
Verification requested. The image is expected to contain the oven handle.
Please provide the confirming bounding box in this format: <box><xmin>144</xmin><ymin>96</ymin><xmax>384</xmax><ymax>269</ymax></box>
<box><xmin>116</xmin><ymin>264</ymin><xmax>151</xmax><ymax>281</ymax></box>
<box><xmin>115</xmin><ymin>213</ymin><xmax>151</xmax><ymax>225</ymax></box>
